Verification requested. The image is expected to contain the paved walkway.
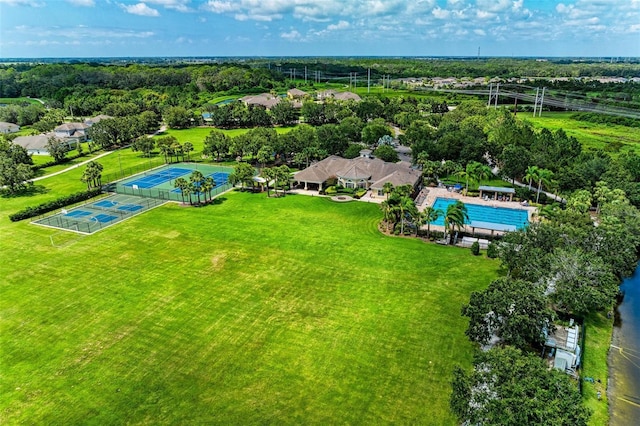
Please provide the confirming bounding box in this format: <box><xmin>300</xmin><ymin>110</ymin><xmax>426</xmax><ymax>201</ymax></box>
<box><xmin>31</xmin><ymin>125</ymin><xmax>167</xmax><ymax>182</ymax></box>
<box><xmin>32</xmin><ymin>150</ymin><xmax>115</xmax><ymax>182</ymax></box>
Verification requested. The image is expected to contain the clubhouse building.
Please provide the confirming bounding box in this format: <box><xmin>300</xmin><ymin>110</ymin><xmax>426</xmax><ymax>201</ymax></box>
<box><xmin>293</xmin><ymin>155</ymin><xmax>421</xmax><ymax>197</ymax></box>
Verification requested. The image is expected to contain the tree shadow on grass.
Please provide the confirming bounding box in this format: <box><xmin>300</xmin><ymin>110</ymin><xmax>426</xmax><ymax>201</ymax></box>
<box><xmin>1</xmin><ymin>184</ymin><xmax>50</xmax><ymax>199</ymax></box>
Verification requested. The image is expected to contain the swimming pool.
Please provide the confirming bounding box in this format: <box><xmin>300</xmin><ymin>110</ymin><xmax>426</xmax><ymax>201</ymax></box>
<box><xmin>430</xmin><ymin>198</ymin><xmax>529</xmax><ymax>231</ymax></box>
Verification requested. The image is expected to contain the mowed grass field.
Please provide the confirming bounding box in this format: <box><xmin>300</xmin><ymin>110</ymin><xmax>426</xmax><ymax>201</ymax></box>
<box><xmin>522</xmin><ymin>112</ymin><xmax>640</xmax><ymax>154</ymax></box>
<box><xmin>0</xmin><ymin>190</ymin><xmax>497</xmax><ymax>424</ymax></box>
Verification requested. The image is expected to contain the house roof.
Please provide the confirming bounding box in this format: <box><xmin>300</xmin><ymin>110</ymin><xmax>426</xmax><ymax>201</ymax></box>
<box><xmin>0</xmin><ymin>121</ymin><xmax>20</xmax><ymax>131</ymax></box>
<box><xmin>336</xmin><ymin>164</ymin><xmax>371</xmax><ymax>180</ymax></box>
<box><xmin>545</xmin><ymin>324</ymin><xmax>579</xmax><ymax>352</ymax></box>
<box><xmin>295</xmin><ymin>155</ymin><xmax>421</xmax><ymax>188</ymax></box>
<box><xmin>287</xmin><ymin>88</ymin><xmax>307</xmax><ymax>97</ymax></box>
<box><xmin>55</xmin><ymin>122</ymin><xmax>89</xmax><ymax>132</ymax></box>
<box><xmin>85</xmin><ymin>114</ymin><xmax>112</xmax><ymax>125</ymax></box>
<box><xmin>12</xmin><ymin>133</ymin><xmax>56</xmax><ymax>151</ymax></box>
<box><xmin>334</xmin><ymin>91</ymin><xmax>361</xmax><ymax>101</ymax></box>
<box><xmin>240</xmin><ymin>93</ymin><xmax>281</xmax><ymax>109</ymax></box>
<box><xmin>479</xmin><ymin>185</ymin><xmax>515</xmax><ymax>194</ymax></box>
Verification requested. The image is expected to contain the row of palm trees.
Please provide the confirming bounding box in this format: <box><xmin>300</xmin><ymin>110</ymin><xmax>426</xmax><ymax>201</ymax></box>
<box><xmin>174</xmin><ymin>170</ymin><xmax>216</xmax><ymax>204</ymax></box>
<box><xmin>380</xmin><ymin>184</ymin><xmax>469</xmax><ymax>244</ymax></box>
<box><xmin>80</xmin><ymin>161</ymin><xmax>104</xmax><ymax>190</ymax></box>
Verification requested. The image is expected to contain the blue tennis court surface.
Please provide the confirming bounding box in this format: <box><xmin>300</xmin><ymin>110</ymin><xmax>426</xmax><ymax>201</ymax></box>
<box><xmin>123</xmin><ymin>167</ymin><xmax>192</xmax><ymax>189</ymax></box>
<box><xmin>171</xmin><ymin>172</ymin><xmax>230</xmax><ymax>193</ymax></box>
<box><xmin>95</xmin><ymin>200</ymin><xmax>118</xmax><ymax>208</ymax></box>
<box><xmin>118</xmin><ymin>204</ymin><xmax>144</xmax><ymax>212</ymax></box>
<box><xmin>93</xmin><ymin>213</ymin><xmax>118</xmax><ymax>223</ymax></box>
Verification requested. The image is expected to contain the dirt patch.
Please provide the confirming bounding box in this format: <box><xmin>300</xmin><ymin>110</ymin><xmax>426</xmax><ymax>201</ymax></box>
<box><xmin>210</xmin><ymin>253</ymin><xmax>227</xmax><ymax>270</ymax></box>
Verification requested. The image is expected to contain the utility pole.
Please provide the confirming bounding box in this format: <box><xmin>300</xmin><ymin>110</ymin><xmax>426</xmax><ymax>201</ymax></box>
<box><xmin>367</xmin><ymin>68</ymin><xmax>370</xmax><ymax>93</ymax></box>
<box><xmin>487</xmin><ymin>83</ymin><xmax>493</xmax><ymax>107</ymax></box>
<box><xmin>533</xmin><ymin>87</ymin><xmax>540</xmax><ymax>117</ymax></box>
<box><xmin>304</xmin><ymin>66</ymin><xmax>307</xmax><ymax>83</ymax></box>
<box><xmin>494</xmin><ymin>83</ymin><xmax>499</xmax><ymax>108</ymax></box>
<box><xmin>539</xmin><ymin>87</ymin><xmax>545</xmax><ymax>117</ymax></box>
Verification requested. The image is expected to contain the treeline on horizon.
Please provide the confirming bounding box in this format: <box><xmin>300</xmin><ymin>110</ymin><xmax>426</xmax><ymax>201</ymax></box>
<box><xmin>1</xmin><ymin>58</ymin><xmax>639</xmax><ymax>103</ymax></box>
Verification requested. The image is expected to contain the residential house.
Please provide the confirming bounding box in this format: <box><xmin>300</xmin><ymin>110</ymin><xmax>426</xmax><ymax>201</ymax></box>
<box><xmin>316</xmin><ymin>90</ymin><xmax>361</xmax><ymax>102</ymax></box>
<box><xmin>287</xmin><ymin>88</ymin><xmax>308</xmax><ymax>99</ymax></box>
<box><xmin>12</xmin><ymin>133</ymin><xmax>63</xmax><ymax>155</ymax></box>
<box><xmin>84</xmin><ymin>114</ymin><xmax>112</xmax><ymax>126</ymax></box>
<box><xmin>239</xmin><ymin>93</ymin><xmax>281</xmax><ymax>109</ymax></box>
<box><xmin>54</xmin><ymin>122</ymin><xmax>89</xmax><ymax>144</ymax></box>
<box><xmin>0</xmin><ymin>121</ymin><xmax>20</xmax><ymax>134</ymax></box>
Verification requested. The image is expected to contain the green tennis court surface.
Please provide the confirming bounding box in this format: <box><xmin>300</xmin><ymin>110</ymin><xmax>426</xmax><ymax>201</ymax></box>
<box><xmin>32</xmin><ymin>194</ymin><xmax>167</xmax><ymax>234</ymax></box>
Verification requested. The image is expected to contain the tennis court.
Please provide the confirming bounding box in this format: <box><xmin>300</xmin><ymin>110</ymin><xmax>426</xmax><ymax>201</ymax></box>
<box><xmin>33</xmin><ymin>194</ymin><xmax>167</xmax><ymax>234</ymax></box>
<box><xmin>116</xmin><ymin>163</ymin><xmax>235</xmax><ymax>202</ymax></box>
<box><xmin>122</xmin><ymin>167</ymin><xmax>193</xmax><ymax>189</ymax></box>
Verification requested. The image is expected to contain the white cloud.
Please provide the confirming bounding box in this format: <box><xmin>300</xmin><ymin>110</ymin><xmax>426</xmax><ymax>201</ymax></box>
<box><xmin>120</xmin><ymin>3</ymin><xmax>160</xmax><ymax>17</ymax></box>
<box><xmin>280</xmin><ymin>29</ymin><xmax>301</xmax><ymax>40</ymax></box>
<box><xmin>66</xmin><ymin>0</ymin><xmax>95</xmax><ymax>6</ymax></box>
<box><xmin>145</xmin><ymin>0</ymin><xmax>191</xmax><ymax>12</ymax></box>
<box><xmin>327</xmin><ymin>20</ymin><xmax>349</xmax><ymax>31</ymax></box>
<box><xmin>0</xmin><ymin>0</ymin><xmax>44</xmax><ymax>6</ymax></box>
<box><xmin>474</xmin><ymin>29</ymin><xmax>486</xmax><ymax>36</ymax></box>
<box><xmin>432</xmin><ymin>7</ymin><xmax>450</xmax><ymax>19</ymax></box>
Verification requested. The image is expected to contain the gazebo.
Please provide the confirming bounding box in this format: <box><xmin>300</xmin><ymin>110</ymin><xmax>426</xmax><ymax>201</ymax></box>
<box><xmin>479</xmin><ymin>185</ymin><xmax>515</xmax><ymax>202</ymax></box>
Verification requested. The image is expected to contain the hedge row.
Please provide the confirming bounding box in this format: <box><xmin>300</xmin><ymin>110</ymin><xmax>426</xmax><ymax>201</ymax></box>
<box><xmin>9</xmin><ymin>189</ymin><xmax>102</xmax><ymax>222</ymax></box>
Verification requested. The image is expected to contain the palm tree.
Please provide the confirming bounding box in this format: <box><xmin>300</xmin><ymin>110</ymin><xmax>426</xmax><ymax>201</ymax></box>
<box><xmin>444</xmin><ymin>200</ymin><xmax>469</xmax><ymax>244</ymax></box>
<box><xmin>261</xmin><ymin>167</ymin><xmax>276</xmax><ymax>197</ymax></box>
<box><xmin>524</xmin><ymin>165</ymin><xmax>540</xmax><ymax>191</ymax></box>
<box><xmin>275</xmin><ymin>165</ymin><xmax>291</xmax><ymax>196</ymax></box>
<box><xmin>202</xmin><ymin>176</ymin><xmax>216</xmax><ymax>202</ymax></box>
<box><xmin>535</xmin><ymin>168</ymin><xmax>553</xmax><ymax>204</ymax></box>
<box><xmin>183</xmin><ymin>142</ymin><xmax>194</xmax><ymax>161</ymax></box>
<box><xmin>397</xmin><ymin>195</ymin><xmax>417</xmax><ymax>235</ymax></box>
<box><xmin>472</xmin><ymin>163</ymin><xmax>493</xmax><ymax>186</ymax></box>
<box><xmin>380</xmin><ymin>200</ymin><xmax>395</xmax><ymax>232</ymax></box>
<box><xmin>174</xmin><ymin>177</ymin><xmax>189</xmax><ymax>203</ymax></box>
<box><xmin>189</xmin><ymin>170</ymin><xmax>205</xmax><ymax>204</ymax></box>
<box><xmin>382</xmin><ymin>182</ymin><xmax>394</xmax><ymax>200</ymax></box>
<box><xmin>422</xmin><ymin>206</ymin><xmax>443</xmax><ymax>240</ymax></box>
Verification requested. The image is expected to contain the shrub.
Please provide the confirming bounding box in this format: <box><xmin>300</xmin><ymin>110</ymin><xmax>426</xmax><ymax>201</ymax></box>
<box><xmin>9</xmin><ymin>189</ymin><xmax>102</xmax><ymax>222</ymax></box>
<box><xmin>353</xmin><ymin>189</ymin><xmax>367</xmax><ymax>199</ymax></box>
<box><xmin>515</xmin><ymin>186</ymin><xmax>534</xmax><ymax>202</ymax></box>
<box><xmin>487</xmin><ymin>242</ymin><xmax>498</xmax><ymax>258</ymax></box>
<box><xmin>471</xmin><ymin>241</ymin><xmax>480</xmax><ymax>256</ymax></box>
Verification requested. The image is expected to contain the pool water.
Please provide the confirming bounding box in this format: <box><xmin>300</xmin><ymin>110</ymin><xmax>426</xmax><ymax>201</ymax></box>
<box><xmin>430</xmin><ymin>198</ymin><xmax>529</xmax><ymax>230</ymax></box>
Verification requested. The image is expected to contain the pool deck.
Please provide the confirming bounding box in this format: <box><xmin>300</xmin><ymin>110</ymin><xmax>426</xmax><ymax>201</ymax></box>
<box><xmin>416</xmin><ymin>186</ymin><xmax>536</xmax><ymax>235</ymax></box>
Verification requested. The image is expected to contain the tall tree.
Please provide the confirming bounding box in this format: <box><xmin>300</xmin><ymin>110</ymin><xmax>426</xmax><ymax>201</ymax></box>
<box><xmin>421</xmin><ymin>206</ymin><xmax>443</xmax><ymax>240</ymax></box>
<box><xmin>189</xmin><ymin>170</ymin><xmax>205</xmax><ymax>204</ymax></box>
<box><xmin>444</xmin><ymin>200</ymin><xmax>469</xmax><ymax>244</ymax></box>
<box><xmin>174</xmin><ymin>177</ymin><xmax>189</xmax><ymax>204</ymax></box>
<box><xmin>451</xmin><ymin>347</ymin><xmax>590</xmax><ymax>426</ymax></box>
<box><xmin>462</xmin><ymin>277</ymin><xmax>554</xmax><ymax>348</ymax></box>
<box><xmin>45</xmin><ymin>136</ymin><xmax>68</xmax><ymax>163</ymax></box>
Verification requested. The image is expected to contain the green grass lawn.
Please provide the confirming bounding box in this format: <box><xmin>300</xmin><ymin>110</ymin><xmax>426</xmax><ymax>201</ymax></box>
<box><xmin>582</xmin><ymin>311</ymin><xmax>614</xmax><ymax>426</ymax></box>
<box><xmin>521</xmin><ymin>112</ymin><xmax>640</xmax><ymax>155</ymax></box>
<box><xmin>0</xmin><ymin>190</ymin><xmax>498</xmax><ymax>424</ymax></box>
<box><xmin>154</xmin><ymin>126</ymin><xmax>295</xmax><ymax>158</ymax></box>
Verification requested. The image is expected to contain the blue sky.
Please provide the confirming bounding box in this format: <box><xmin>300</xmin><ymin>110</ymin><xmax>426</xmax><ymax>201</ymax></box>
<box><xmin>1</xmin><ymin>0</ymin><xmax>638</xmax><ymax>58</ymax></box>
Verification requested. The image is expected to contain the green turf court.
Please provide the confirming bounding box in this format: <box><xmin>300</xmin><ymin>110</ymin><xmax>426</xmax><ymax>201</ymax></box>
<box><xmin>114</xmin><ymin>162</ymin><xmax>235</xmax><ymax>202</ymax></box>
<box><xmin>32</xmin><ymin>194</ymin><xmax>167</xmax><ymax>234</ymax></box>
